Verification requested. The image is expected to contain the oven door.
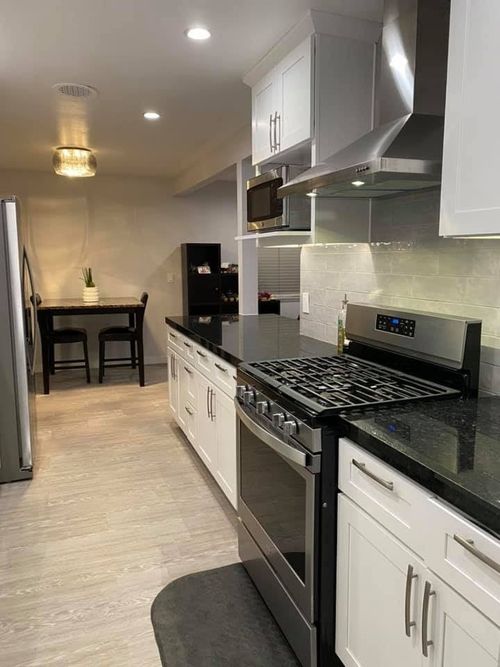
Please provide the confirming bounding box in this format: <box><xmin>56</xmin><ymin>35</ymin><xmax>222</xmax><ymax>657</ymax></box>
<box><xmin>236</xmin><ymin>399</ymin><xmax>320</xmax><ymax>622</ymax></box>
<box><xmin>247</xmin><ymin>170</ymin><xmax>285</xmax><ymax>231</ymax></box>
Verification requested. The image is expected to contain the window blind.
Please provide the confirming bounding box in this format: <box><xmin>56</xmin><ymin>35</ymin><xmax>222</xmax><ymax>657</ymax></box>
<box><xmin>258</xmin><ymin>247</ymin><xmax>301</xmax><ymax>295</ymax></box>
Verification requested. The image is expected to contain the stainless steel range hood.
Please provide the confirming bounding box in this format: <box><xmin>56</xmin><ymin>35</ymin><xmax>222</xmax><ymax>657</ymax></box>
<box><xmin>279</xmin><ymin>0</ymin><xmax>450</xmax><ymax>200</ymax></box>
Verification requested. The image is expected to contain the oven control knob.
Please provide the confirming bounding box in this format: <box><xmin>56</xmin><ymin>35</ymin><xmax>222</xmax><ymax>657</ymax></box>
<box><xmin>256</xmin><ymin>401</ymin><xmax>269</xmax><ymax>415</ymax></box>
<box><xmin>272</xmin><ymin>412</ymin><xmax>285</xmax><ymax>428</ymax></box>
<box><xmin>283</xmin><ymin>420</ymin><xmax>298</xmax><ymax>436</ymax></box>
<box><xmin>236</xmin><ymin>385</ymin><xmax>246</xmax><ymax>400</ymax></box>
<box><xmin>243</xmin><ymin>390</ymin><xmax>255</xmax><ymax>405</ymax></box>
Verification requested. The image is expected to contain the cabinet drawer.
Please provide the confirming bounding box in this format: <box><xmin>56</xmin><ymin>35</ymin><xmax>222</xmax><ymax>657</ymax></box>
<box><xmin>211</xmin><ymin>356</ymin><xmax>236</xmax><ymax>397</ymax></box>
<box><xmin>422</xmin><ymin>497</ymin><xmax>500</xmax><ymax>625</ymax></box>
<box><xmin>339</xmin><ymin>439</ymin><xmax>432</xmax><ymax>557</ymax></box>
<box><xmin>194</xmin><ymin>344</ymin><xmax>212</xmax><ymax>374</ymax></box>
<box><xmin>167</xmin><ymin>327</ymin><xmax>183</xmax><ymax>354</ymax></box>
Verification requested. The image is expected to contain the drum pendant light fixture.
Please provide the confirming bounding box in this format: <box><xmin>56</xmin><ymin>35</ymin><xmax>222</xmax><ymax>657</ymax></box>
<box><xmin>53</xmin><ymin>147</ymin><xmax>97</xmax><ymax>177</ymax></box>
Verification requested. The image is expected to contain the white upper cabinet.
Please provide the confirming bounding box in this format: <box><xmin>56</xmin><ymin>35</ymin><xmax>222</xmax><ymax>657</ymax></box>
<box><xmin>275</xmin><ymin>38</ymin><xmax>312</xmax><ymax>154</ymax></box>
<box><xmin>440</xmin><ymin>0</ymin><xmax>500</xmax><ymax>236</ymax></box>
<box><xmin>251</xmin><ymin>37</ymin><xmax>313</xmax><ymax>165</ymax></box>
<box><xmin>252</xmin><ymin>71</ymin><xmax>277</xmax><ymax>165</ymax></box>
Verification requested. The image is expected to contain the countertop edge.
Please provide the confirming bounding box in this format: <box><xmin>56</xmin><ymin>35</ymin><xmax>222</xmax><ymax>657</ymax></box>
<box><xmin>342</xmin><ymin>420</ymin><xmax>500</xmax><ymax>539</ymax></box>
<box><xmin>165</xmin><ymin>316</ymin><xmax>242</xmax><ymax>366</ymax></box>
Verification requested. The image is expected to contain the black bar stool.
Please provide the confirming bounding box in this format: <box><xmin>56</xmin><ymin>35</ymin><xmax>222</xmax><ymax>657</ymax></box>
<box><xmin>98</xmin><ymin>292</ymin><xmax>148</xmax><ymax>386</ymax></box>
<box><xmin>35</xmin><ymin>294</ymin><xmax>91</xmax><ymax>389</ymax></box>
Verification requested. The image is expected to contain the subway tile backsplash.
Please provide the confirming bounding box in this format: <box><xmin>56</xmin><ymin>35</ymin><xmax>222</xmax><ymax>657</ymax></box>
<box><xmin>300</xmin><ymin>240</ymin><xmax>500</xmax><ymax>394</ymax></box>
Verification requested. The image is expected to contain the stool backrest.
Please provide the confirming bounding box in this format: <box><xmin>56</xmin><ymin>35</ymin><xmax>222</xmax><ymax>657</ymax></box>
<box><xmin>34</xmin><ymin>293</ymin><xmax>42</xmax><ymax>307</ymax></box>
<box><xmin>140</xmin><ymin>292</ymin><xmax>149</xmax><ymax>308</ymax></box>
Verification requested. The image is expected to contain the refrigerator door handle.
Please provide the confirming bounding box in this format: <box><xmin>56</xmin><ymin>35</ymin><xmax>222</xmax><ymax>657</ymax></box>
<box><xmin>4</xmin><ymin>201</ymin><xmax>33</xmax><ymax>470</ymax></box>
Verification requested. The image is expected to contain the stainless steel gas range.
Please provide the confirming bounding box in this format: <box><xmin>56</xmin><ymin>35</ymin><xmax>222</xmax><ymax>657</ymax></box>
<box><xmin>235</xmin><ymin>304</ymin><xmax>481</xmax><ymax>667</ymax></box>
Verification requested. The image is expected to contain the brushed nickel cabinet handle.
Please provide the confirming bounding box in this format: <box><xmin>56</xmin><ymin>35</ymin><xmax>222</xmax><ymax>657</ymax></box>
<box><xmin>421</xmin><ymin>581</ymin><xmax>435</xmax><ymax>657</ymax></box>
<box><xmin>352</xmin><ymin>459</ymin><xmax>394</xmax><ymax>491</ymax></box>
<box><xmin>274</xmin><ymin>112</ymin><xmax>280</xmax><ymax>151</ymax></box>
<box><xmin>210</xmin><ymin>389</ymin><xmax>216</xmax><ymax>421</ymax></box>
<box><xmin>185</xmin><ymin>405</ymin><xmax>194</xmax><ymax>416</ymax></box>
<box><xmin>405</xmin><ymin>564</ymin><xmax>417</xmax><ymax>637</ymax></box>
<box><xmin>206</xmin><ymin>386</ymin><xmax>211</xmax><ymax>419</ymax></box>
<box><xmin>197</xmin><ymin>350</ymin><xmax>207</xmax><ymax>358</ymax></box>
<box><xmin>170</xmin><ymin>332</ymin><xmax>177</xmax><ymax>339</ymax></box>
<box><xmin>184</xmin><ymin>366</ymin><xmax>193</xmax><ymax>375</ymax></box>
<box><xmin>454</xmin><ymin>534</ymin><xmax>500</xmax><ymax>574</ymax></box>
<box><xmin>214</xmin><ymin>363</ymin><xmax>228</xmax><ymax>373</ymax></box>
<box><xmin>269</xmin><ymin>113</ymin><xmax>274</xmax><ymax>151</ymax></box>
<box><xmin>183</xmin><ymin>341</ymin><xmax>192</xmax><ymax>348</ymax></box>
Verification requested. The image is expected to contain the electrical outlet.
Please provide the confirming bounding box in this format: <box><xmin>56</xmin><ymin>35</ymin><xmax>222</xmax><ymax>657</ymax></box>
<box><xmin>302</xmin><ymin>292</ymin><xmax>310</xmax><ymax>314</ymax></box>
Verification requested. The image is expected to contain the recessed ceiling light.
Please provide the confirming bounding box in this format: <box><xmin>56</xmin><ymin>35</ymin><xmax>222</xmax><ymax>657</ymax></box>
<box><xmin>352</xmin><ymin>180</ymin><xmax>365</xmax><ymax>187</ymax></box>
<box><xmin>144</xmin><ymin>111</ymin><xmax>160</xmax><ymax>120</ymax></box>
<box><xmin>185</xmin><ymin>27</ymin><xmax>211</xmax><ymax>41</ymax></box>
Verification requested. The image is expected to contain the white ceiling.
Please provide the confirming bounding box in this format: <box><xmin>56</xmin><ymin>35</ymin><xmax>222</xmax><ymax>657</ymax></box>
<box><xmin>0</xmin><ymin>0</ymin><xmax>383</xmax><ymax>178</ymax></box>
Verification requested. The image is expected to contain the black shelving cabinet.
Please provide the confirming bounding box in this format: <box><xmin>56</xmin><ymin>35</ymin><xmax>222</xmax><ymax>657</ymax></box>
<box><xmin>181</xmin><ymin>243</ymin><xmax>238</xmax><ymax>317</ymax></box>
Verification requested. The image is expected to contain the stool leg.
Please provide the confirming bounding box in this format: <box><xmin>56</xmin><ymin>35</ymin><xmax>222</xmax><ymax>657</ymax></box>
<box><xmin>49</xmin><ymin>343</ymin><xmax>55</xmax><ymax>375</ymax></box>
<box><xmin>83</xmin><ymin>339</ymin><xmax>91</xmax><ymax>384</ymax></box>
<box><xmin>137</xmin><ymin>336</ymin><xmax>145</xmax><ymax>387</ymax></box>
<box><xmin>98</xmin><ymin>340</ymin><xmax>105</xmax><ymax>384</ymax></box>
<box><xmin>130</xmin><ymin>340</ymin><xmax>136</xmax><ymax>369</ymax></box>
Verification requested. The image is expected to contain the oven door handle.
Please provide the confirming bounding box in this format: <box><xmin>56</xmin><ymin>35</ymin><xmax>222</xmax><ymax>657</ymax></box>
<box><xmin>235</xmin><ymin>399</ymin><xmax>307</xmax><ymax>468</ymax></box>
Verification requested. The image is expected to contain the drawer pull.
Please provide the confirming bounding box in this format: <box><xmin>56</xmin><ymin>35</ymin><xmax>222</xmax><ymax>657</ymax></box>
<box><xmin>453</xmin><ymin>534</ymin><xmax>500</xmax><ymax>574</ymax></box>
<box><xmin>184</xmin><ymin>366</ymin><xmax>193</xmax><ymax>375</ymax></box>
<box><xmin>421</xmin><ymin>581</ymin><xmax>436</xmax><ymax>657</ymax></box>
<box><xmin>352</xmin><ymin>459</ymin><xmax>394</xmax><ymax>491</ymax></box>
<box><xmin>170</xmin><ymin>333</ymin><xmax>177</xmax><ymax>339</ymax></box>
<box><xmin>185</xmin><ymin>405</ymin><xmax>194</xmax><ymax>416</ymax></box>
<box><xmin>404</xmin><ymin>564</ymin><xmax>417</xmax><ymax>637</ymax></box>
<box><xmin>184</xmin><ymin>341</ymin><xmax>192</xmax><ymax>348</ymax></box>
<box><xmin>197</xmin><ymin>350</ymin><xmax>207</xmax><ymax>358</ymax></box>
<box><xmin>214</xmin><ymin>362</ymin><xmax>228</xmax><ymax>373</ymax></box>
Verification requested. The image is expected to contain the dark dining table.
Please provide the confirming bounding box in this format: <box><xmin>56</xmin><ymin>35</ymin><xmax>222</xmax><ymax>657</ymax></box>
<box><xmin>36</xmin><ymin>297</ymin><xmax>145</xmax><ymax>394</ymax></box>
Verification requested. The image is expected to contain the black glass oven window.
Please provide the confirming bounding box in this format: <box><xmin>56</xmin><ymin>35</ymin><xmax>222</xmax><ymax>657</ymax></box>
<box><xmin>247</xmin><ymin>179</ymin><xmax>283</xmax><ymax>223</ymax></box>
<box><xmin>240</xmin><ymin>422</ymin><xmax>306</xmax><ymax>582</ymax></box>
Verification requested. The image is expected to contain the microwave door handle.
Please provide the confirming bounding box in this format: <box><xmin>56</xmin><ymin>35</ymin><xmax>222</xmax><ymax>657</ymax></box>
<box><xmin>235</xmin><ymin>399</ymin><xmax>307</xmax><ymax>468</ymax></box>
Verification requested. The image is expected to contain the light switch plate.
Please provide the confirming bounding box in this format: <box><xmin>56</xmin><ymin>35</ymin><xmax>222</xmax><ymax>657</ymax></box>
<box><xmin>302</xmin><ymin>292</ymin><xmax>310</xmax><ymax>314</ymax></box>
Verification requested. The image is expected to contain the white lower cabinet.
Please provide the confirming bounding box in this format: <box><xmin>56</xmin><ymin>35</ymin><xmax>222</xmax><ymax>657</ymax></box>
<box><xmin>167</xmin><ymin>339</ymin><xmax>237</xmax><ymax>509</ymax></box>
<box><xmin>213</xmin><ymin>388</ymin><xmax>237</xmax><ymax>507</ymax></box>
<box><xmin>337</xmin><ymin>479</ymin><xmax>500</xmax><ymax>667</ymax></box>
<box><xmin>167</xmin><ymin>348</ymin><xmax>183</xmax><ymax>429</ymax></box>
<box><xmin>195</xmin><ymin>371</ymin><xmax>217</xmax><ymax>470</ymax></box>
<box><xmin>336</xmin><ymin>494</ymin><xmax>422</xmax><ymax>667</ymax></box>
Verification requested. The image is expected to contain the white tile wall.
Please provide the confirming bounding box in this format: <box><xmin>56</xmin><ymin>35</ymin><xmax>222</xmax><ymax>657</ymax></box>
<box><xmin>300</xmin><ymin>240</ymin><xmax>500</xmax><ymax>394</ymax></box>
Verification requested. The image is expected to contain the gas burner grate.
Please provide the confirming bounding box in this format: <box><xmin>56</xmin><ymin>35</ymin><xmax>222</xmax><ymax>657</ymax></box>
<box><xmin>245</xmin><ymin>355</ymin><xmax>457</xmax><ymax>413</ymax></box>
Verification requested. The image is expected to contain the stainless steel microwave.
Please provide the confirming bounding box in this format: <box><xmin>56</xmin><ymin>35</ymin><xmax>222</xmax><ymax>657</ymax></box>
<box><xmin>246</xmin><ymin>166</ymin><xmax>311</xmax><ymax>232</ymax></box>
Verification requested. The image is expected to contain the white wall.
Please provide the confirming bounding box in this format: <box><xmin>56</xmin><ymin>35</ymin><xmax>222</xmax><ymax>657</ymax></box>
<box><xmin>301</xmin><ymin>239</ymin><xmax>500</xmax><ymax>394</ymax></box>
<box><xmin>0</xmin><ymin>170</ymin><xmax>237</xmax><ymax>367</ymax></box>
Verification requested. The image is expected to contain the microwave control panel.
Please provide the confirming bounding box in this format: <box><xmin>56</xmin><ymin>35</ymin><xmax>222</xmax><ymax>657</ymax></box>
<box><xmin>376</xmin><ymin>314</ymin><xmax>416</xmax><ymax>337</ymax></box>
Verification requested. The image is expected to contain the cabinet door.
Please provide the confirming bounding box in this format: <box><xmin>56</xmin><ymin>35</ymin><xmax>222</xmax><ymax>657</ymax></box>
<box><xmin>440</xmin><ymin>0</ymin><xmax>500</xmax><ymax>236</ymax></box>
<box><xmin>252</xmin><ymin>71</ymin><xmax>276</xmax><ymax>165</ymax></box>
<box><xmin>195</xmin><ymin>373</ymin><xmax>217</xmax><ymax>471</ymax></box>
<box><xmin>424</xmin><ymin>572</ymin><xmax>500</xmax><ymax>667</ymax></box>
<box><xmin>275</xmin><ymin>37</ymin><xmax>312</xmax><ymax>154</ymax></box>
<box><xmin>167</xmin><ymin>348</ymin><xmax>179</xmax><ymax>421</ymax></box>
<box><xmin>336</xmin><ymin>494</ymin><xmax>422</xmax><ymax>667</ymax></box>
<box><xmin>214</xmin><ymin>389</ymin><xmax>237</xmax><ymax>508</ymax></box>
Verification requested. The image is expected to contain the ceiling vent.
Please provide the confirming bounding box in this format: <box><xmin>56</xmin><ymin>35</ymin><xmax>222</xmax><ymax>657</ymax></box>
<box><xmin>52</xmin><ymin>83</ymin><xmax>98</xmax><ymax>99</ymax></box>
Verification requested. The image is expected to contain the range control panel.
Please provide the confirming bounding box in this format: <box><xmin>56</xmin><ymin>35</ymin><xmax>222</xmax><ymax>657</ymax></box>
<box><xmin>376</xmin><ymin>314</ymin><xmax>416</xmax><ymax>337</ymax></box>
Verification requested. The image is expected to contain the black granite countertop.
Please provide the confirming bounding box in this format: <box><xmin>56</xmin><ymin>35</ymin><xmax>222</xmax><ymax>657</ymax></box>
<box><xmin>165</xmin><ymin>314</ymin><xmax>337</xmax><ymax>365</ymax></box>
<box><xmin>341</xmin><ymin>396</ymin><xmax>500</xmax><ymax>537</ymax></box>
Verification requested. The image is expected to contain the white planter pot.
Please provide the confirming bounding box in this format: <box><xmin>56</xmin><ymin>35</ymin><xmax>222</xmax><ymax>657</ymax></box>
<box><xmin>83</xmin><ymin>286</ymin><xmax>99</xmax><ymax>303</ymax></box>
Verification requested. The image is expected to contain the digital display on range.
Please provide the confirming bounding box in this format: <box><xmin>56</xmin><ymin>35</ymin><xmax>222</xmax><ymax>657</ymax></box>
<box><xmin>376</xmin><ymin>314</ymin><xmax>416</xmax><ymax>337</ymax></box>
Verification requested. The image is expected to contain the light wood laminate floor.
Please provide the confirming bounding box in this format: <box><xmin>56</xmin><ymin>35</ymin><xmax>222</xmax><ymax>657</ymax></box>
<box><xmin>0</xmin><ymin>366</ymin><xmax>239</xmax><ymax>666</ymax></box>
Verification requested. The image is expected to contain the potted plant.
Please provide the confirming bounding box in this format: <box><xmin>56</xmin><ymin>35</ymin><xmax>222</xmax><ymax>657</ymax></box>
<box><xmin>81</xmin><ymin>267</ymin><xmax>99</xmax><ymax>303</ymax></box>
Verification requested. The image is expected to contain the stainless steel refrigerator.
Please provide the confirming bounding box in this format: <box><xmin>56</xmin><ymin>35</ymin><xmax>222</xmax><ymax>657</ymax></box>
<box><xmin>0</xmin><ymin>197</ymin><xmax>37</xmax><ymax>483</ymax></box>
